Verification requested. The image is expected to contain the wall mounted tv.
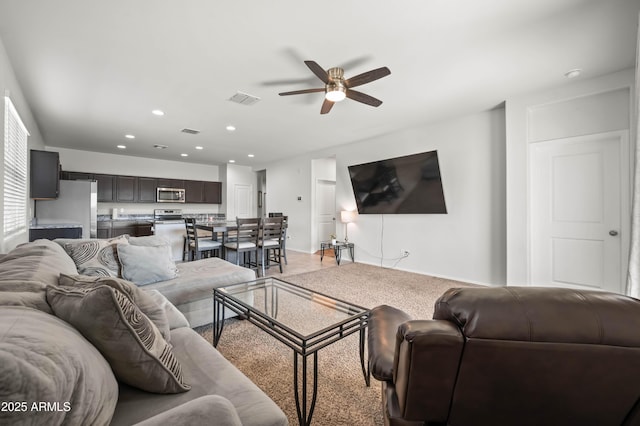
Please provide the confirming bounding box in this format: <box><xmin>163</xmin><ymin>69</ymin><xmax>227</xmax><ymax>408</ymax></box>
<box><xmin>348</xmin><ymin>150</ymin><xmax>447</xmax><ymax>214</ymax></box>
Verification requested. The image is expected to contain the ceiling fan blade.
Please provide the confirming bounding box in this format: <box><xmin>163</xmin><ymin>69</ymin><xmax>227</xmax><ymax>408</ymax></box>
<box><xmin>346</xmin><ymin>89</ymin><xmax>383</xmax><ymax>107</ymax></box>
<box><xmin>279</xmin><ymin>88</ymin><xmax>325</xmax><ymax>96</ymax></box>
<box><xmin>344</xmin><ymin>67</ymin><xmax>391</xmax><ymax>88</ymax></box>
<box><xmin>304</xmin><ymin>61</ymin><xmax>329</xmax><ymax>84</ymax></box>
<box><xmin>320</xmin><ymin>99</ymin><xmax>334</xmax><ymax>114</ymax></box>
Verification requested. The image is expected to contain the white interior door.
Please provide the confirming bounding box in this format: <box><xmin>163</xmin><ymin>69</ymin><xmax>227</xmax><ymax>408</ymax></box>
<box><xmin>234</xmin><ymin>184</ymin><xmax>252</xmax><ymax>218</ymax></box>
<box><xmin>530</xmin><ymin>131</ymin><xmax>628</xmax><ymax>293</ymax></box>
<box><xmin>316</xmin><ymin>180</ymin><xmax>336</xmax><ymax>243</ymax></box>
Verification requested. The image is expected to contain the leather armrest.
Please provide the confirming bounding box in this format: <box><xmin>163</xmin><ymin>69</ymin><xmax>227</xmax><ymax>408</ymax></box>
<box><xmin>393</xmin><ymin>320</ymin><xmax>464</xmax><ymax>422</ymax></box>
<box><xmin>368</xmin><ymin>305</ymin><xmax>413</xmax><ymax>381</ymax></box>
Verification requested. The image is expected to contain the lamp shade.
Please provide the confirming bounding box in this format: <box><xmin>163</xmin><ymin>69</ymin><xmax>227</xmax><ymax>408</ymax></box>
<box><xmin>340</xmin><ymin>210</ymin><xmax>357</xmax><ymax>223</ymax></box>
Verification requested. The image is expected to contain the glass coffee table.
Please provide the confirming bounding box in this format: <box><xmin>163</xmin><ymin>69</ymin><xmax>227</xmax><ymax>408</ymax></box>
<box><xmin>213</xmin><ymin>277</ymin><xmax>370</xmax><ymax>425</ymax></box>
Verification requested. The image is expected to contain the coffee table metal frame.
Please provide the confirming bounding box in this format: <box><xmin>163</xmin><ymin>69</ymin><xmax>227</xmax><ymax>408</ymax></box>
<box><xmin>212</xmin><ymin>277</ymin><xmax>370</xmax><ymax>426</ymax></box>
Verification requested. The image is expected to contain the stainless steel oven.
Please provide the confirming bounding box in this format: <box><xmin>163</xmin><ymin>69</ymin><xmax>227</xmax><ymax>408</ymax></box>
<box><xmin>156</xmin><ymin>187</ymin><xmax>185</xmax><ymax>203</ymax></box>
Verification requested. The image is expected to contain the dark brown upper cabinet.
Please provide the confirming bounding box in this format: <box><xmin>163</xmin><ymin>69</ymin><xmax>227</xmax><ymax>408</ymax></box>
<box><xmin>94</xmin><ymin>174</ymin><xmax>115</xmax><ymax>202</ymax></box>
<box><xmin>30</xmin><ymin>150</ymin><xmax>60</xmax><ymax>199</ymax></box>
<box><xmin>138</xmin><ymin>177</ymin><xmax>158</xmax><ymax>203</ymax></box>
<box><xmin>203</xmin><ymin>181</ymin><xmax>222</xmax><ymax>204</ymax></box>
<box><xmin>116</xmin><ymin>176</ymin><xmax>137</xmax><ymax>202</ymax></box>
<box><xmin>157</xmin><ymin>179</ymin><xmax>185</xmax><ymax>189</ymax></box>
<box><xmin>61</xmin><ymin>170</ymin><xmax>221</xmax><ymax>204</ymax></box>
<box><xmin>184</xmin><ymin>180</ymin><xmax>204</xmax><ymax>203</ymax></box>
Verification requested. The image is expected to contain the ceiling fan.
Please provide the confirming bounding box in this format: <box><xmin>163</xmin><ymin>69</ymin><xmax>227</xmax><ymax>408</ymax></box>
<box><xmin>278</xmin><ymin>61</ymin><xmax>391</xmax><ymax>114</ymax></box>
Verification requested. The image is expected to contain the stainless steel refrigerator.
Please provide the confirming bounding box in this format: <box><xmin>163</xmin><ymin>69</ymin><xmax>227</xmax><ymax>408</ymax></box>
<box><xmin>35</xmin><ymin>180</ymin><xmax>98</xmax><ymax>238</ymax></box>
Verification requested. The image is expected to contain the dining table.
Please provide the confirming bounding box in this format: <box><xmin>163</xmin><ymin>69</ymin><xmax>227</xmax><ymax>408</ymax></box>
<box><xmin>195</xmin><ymin>221</ymin><xmax>238</xmax><ymax>242</ymax></box>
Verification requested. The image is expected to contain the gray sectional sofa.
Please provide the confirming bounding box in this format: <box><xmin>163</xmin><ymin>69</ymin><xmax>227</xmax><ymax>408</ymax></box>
<box><xmin>0</xmin><ymin>238</ymin><xmax>287</xmax><ymax>426</ymax></box>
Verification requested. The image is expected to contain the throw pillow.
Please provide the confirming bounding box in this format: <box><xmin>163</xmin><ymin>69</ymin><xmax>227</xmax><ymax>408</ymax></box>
<box><xmin>46</xmin><ymin>284</ymin><xmax>191</xmax><ymax>394</ymax></box>
<box><xmin>63</xmin><ymin>235</ymin><xmax>129</xmax><ymax>277</ymax></box>
<box><xmin>58</xmin><ymin>274</ymin><xmax>171</xmax><ymax>342</ymax></box>
<box><xmin>0</xmin><ymin>307</ymin><xmax>118</xmax><ymax>425</ymax></box>
<box><xmin>117</xmin><ymin>244</ymin><xmax>178</xmax><ymax>286</ymax></box>
<box><xmin>127</xmin><ymin>235</ymin><xmax>171</xmax><ymax>247</ymax></box>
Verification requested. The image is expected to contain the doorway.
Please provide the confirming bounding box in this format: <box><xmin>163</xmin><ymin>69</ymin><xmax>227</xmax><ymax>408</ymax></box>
<box><xmin>529</xmin><ymin>131</ymin><xmax>629</xmax><ymax>293</ymax></box>
<box><xmin>316</xmin><ymin>179</ymin><xmax>336</xmax><ymax>245</ymax></box>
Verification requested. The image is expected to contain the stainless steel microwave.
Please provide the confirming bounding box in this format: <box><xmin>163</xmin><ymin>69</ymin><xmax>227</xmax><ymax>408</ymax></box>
<box><xmin>156</xmin><ymin>187</ymin><xmax>185</xmax><ymax>203</ymax></box>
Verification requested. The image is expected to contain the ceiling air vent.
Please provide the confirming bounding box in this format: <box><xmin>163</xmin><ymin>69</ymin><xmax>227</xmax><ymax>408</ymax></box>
<box><xmin>228</xmin><ymin>91</ymin><xmax>261</xmax><ymax>106</ymax></box>
<box><xmin>181</xmin><ymin>128</ymin><xmax>200</xmax><ymax>135</ymax></box>
<box><xmin>153</xmin><ymin>144</ymin><xmax>168</xmax><ymax>149</ymax></box>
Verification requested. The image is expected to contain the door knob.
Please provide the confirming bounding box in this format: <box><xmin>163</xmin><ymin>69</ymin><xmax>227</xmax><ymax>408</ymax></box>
<box><xmin>609</xmin><ymin>230</ymin><xmax>619</xmax><ymax>236</ymax></box>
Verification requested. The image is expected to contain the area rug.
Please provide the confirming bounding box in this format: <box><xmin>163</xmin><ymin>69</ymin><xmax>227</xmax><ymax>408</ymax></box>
<box><xmin>196</xmin><ymin>263</ymin><xmax>476</xmax><ymax>425</ymax></box>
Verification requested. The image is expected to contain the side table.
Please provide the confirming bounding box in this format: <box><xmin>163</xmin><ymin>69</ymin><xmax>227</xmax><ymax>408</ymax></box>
<box><xmin>320</xmin><ymin>241</ymin><xmax>355</xmax><ymax>265</ymax></box>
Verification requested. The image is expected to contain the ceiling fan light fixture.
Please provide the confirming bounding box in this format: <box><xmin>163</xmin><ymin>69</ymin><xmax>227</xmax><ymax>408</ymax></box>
<box><xmin>325</xmin><ymin>83</ymin><xmax>346</xmax><ymax>102</ymax></box>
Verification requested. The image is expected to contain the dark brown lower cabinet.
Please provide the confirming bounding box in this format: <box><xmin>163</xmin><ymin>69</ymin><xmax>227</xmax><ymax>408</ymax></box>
<box><xmin>29</xmin><ymin>227</ymin><xmax>82</xmax><ymax>241</ymax></box>
<box><xmin>98</xmin><ymin>221</ymin><xmax>153</xmax><ymax>238</ymax></box>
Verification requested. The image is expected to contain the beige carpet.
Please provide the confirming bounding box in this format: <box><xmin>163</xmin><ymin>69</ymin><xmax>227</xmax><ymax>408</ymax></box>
<box><xmin>197</xmin><ymin>262</ymin><xmax>475</xmax><ymax>425</ymax></box>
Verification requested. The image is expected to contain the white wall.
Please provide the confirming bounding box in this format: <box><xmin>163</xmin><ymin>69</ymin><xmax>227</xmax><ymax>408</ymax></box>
<box><xmin>0</xmin><ymin>37</ymin><xmax>46</xmax><ymax>251</ymax></box>
<box><xmin>265</xmin><ymin>159</ymin><xmax>312</xmax><ymax>252</ymax></box>
<box><xmin>51</xmin><ymin>147</ymin><xmax>222</xmax><ymax>215</ymax></box>
<box><xmin>262</xmin><ymin>108</ymin><xmax>507</xmax><ymax>285</ymax></box>
<box><xmin>505</xmin><ymin>68</ymin><xmax>634</xmax><ymax>285</ymax></box>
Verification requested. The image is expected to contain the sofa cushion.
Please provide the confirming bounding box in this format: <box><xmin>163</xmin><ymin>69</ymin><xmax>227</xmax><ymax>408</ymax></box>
<box><xmin>47</xmin><ymin>284</ymin><xmax>190</xmax><ymax>394</ymax></box>
<box><xmin>0</xmin><ymin>306</ymin><xmax>118</xmax><ymax>425</ymax></box>
<box><xmin>117</xmin><ymin>243</ymin><xmax>178</xmax><ymax>285</ymax></box>
<box><xmin>133</xmin><ymin>395</ymin><xmax>242</xmax><ymax>426</ymax></box>
<box><xmin>58</xmin><ymin>274</ymin><xmax>172</xmax><ymax>342</ymax></box>
<box><xmin>0</xmin><ymin>239</ymin><xmax>77</xmax><ymax>287</ymax></box>
<box><xmin>63</xmin><ymin>235</ymin><xmax>128</xmax><ymax>277</ymax></box>
<box><xmin>143</xmin><ymin>257</ymin><xmax>256</xmax><ymax>307</ymax></box>
<box><xmin>110</xmin><ymin>327</ymin><xmax>288</xmax><ymax>426</ymax></box>
<box><xmin>145</xmin><ymin>289</ymin><xmax>191</xmax><ymax>330</ymax></box>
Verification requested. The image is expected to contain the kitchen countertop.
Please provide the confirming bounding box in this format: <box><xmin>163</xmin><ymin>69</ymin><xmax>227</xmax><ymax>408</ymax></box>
<box><xmin>30</xmin><ymin>223</ymin><xmax>82</xmax><ymax>229</ymax></box>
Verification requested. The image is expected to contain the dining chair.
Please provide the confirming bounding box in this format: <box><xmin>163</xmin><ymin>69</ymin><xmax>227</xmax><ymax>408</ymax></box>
<box><xmin>268</xmin><ymin>213</ymin><xmax>288</xmax><ymax>265</ymax></box>
<box><xmin>259</xmin><ymin>216</ymin><xmax>284</xmax><ymax>276</ymax></box>
<box><xmin>184</xmin><ymin>218</ymin><xmax>222</xmax><ymax>261</ymax></box>
<box><xmin>224</xmin><ymin>217</ymin><xmax>261</xmax><ymax>274</ymax></box>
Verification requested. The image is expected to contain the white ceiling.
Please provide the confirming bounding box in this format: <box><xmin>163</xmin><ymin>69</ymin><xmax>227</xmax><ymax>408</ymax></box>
<box><xmin>0</xmin><ymin>0</ymin><xmax>638</xmax><ymax>166</ymax></box>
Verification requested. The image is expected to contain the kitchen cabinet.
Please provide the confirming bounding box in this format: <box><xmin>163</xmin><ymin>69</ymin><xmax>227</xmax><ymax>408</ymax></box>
<box><xmin>98</xmin><ymin>221</ymin><xmax>153</xmax><ymax>238</ymax></box>
<box><xmin>61</xmin><ymin>171</ymin><xmax>93</xmax><ymax>181</ymax></box>
<box><xmin>61</xmin><ymin>170</ymin><xmax>221</xmax><ymax>204</ymax></box>
<box><xmin>138</xmin><ymin>177</ymin><xmax>158</xmax><ymax>203</ymax></box>
<box><xmin>116</xmin><ymin>176</ymin><xmax>137</xmax><ymax>202</ymax></box>
<box><xmin>203</xmin><ymin>181</ymin><xmax>222</xmax><ymax>204</ymax></box>
<box><xmin>29</xmin><ymin>226</ymin><xmax>82</xmax><ymax>241</ymax></box>
<box><xmin>184</xmin><ymin>180</ymin><xmax>204</xmax><ymax>203</ymax></box>
<box><xmin>30</xmin><ymin>150</ymin><xmax>60</xmax><ymax>199</ymax></box>
<box><xmin>158</xmin><ymin>179</ymin><xmax>185</xmax><ymax>190</ymax></box>
<box><xmin>94</xmin><ymin>174</ymin><xmax>116</xmax><ymax>202</ymax></box>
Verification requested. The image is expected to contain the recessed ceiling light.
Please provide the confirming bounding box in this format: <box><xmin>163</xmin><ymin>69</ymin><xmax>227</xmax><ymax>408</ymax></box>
<box><xmin>226</xmin><ymin>125</ymin><xmax>236</xmax><ymax>132</ymax></box>
<box><xmin>564</xmin><ymin>69</ymin><xmax>582</xmax><ymax>79</ymax></box>
<box><xmin>117</xmin><ymin>145</ymin><xmax>126</xmax><ymax>149</ymax></box>
<box><xmin>247</xmin><ymin>154</ymin><xmax>254</xmax><ymax>158</ymax></box>
<box><xmin>125</xmin><ymin>134</ymin><xmax>135</xmax><ymax>139</ymax></box>
<box><xmin>181</xmin><ymin>153</ymin><xmax>188</xmax><ymax>157</ymax></box>
<box><xmin>195</xmin><ymin>146</ymin><xmax>204</xmax><ymax>150</ymax></box>
<box><xmin>229</xmin><ymin>160</ymin><xmax>236</xmax><ymax>163</ymax></box>
<box><xmin>152</xmin><ymin>109</ymin><xmax>165</xmax><ymax>116</ymax></box>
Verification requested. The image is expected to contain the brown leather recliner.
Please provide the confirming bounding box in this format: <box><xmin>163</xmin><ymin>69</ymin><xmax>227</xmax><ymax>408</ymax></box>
<box><xmin>368</xmin><ymin>287</ymin><xmax>640</xmax><ymax>426</ymax></box>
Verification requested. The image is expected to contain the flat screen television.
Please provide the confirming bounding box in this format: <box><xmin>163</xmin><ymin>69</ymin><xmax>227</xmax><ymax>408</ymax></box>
<box><xmin>347</xmin><ymin>150</ymin><xmax>447</xmax><ymax>214</ymax></box>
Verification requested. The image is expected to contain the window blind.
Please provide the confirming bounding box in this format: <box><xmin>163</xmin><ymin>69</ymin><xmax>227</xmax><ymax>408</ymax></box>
<box><xmin>4</xmin><ymin>96</ymin><xmax>28</xmax><ymax>240</ymax></box>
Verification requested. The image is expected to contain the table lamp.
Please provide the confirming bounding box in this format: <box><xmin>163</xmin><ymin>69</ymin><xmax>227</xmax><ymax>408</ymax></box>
<box><xmin>340</xmin><ymin>210</ymin><xmax>357</xmax><ymax>243</ymax></box>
